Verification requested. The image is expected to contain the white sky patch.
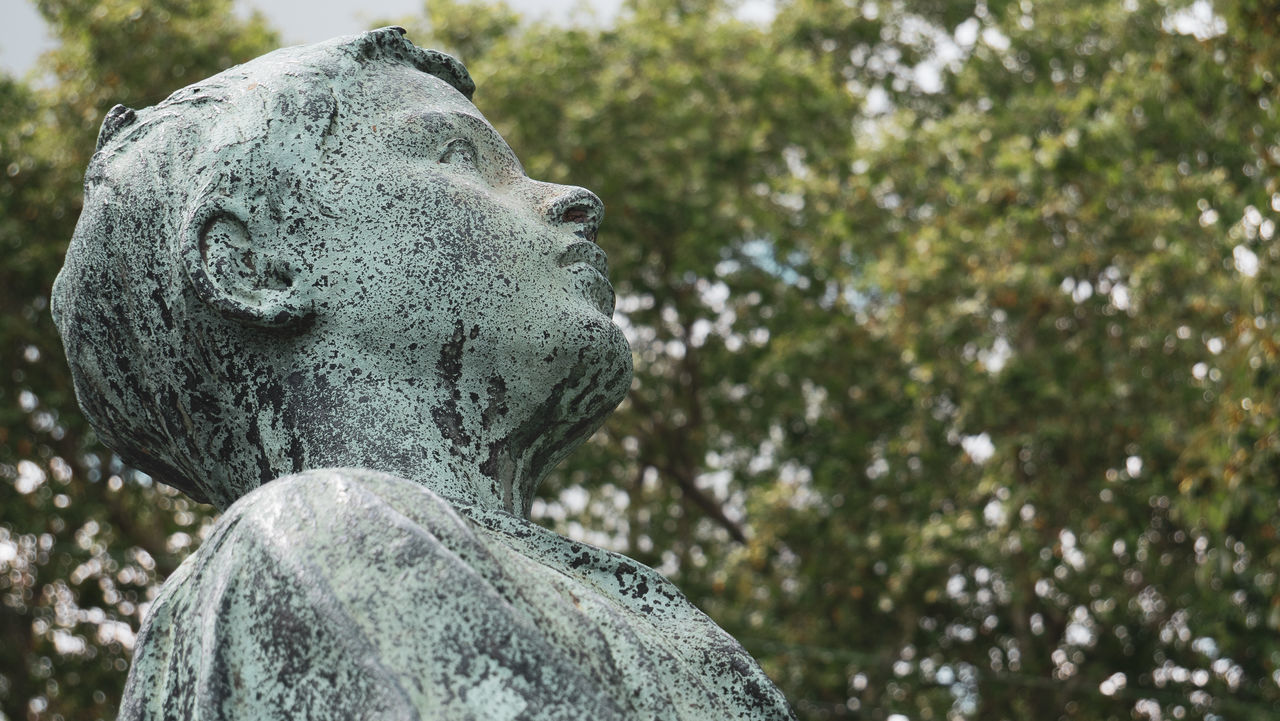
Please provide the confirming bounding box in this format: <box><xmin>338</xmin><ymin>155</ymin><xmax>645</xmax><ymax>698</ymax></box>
<box><xmin>983</xmin><ymin>499</ymin><xmax>1007</xmax><ymax>526</ymax></box>
<box><xmin>700</xmin><ymin>279</ymin><xmax>731</xmax><ymax>311</ymax></box>
<box><xmin>699</xmin><ymin>469</ymin><xmax>733</xmax><ymax>500</ymax></box>
<box><xmin>1165</xmin><ymin>0</ymin><xmax>1227</xmax><ymax>39</ymax></box>
<box><xmin>14</xmin><ymin>459</ymin><xmax>46</xmax><ymax>494</ymax></box>
<box><xmin>1065</xmin><ymin>620</ymin><xmax>1094</xmax><ymax>646</ymax></box>
<box><xmin>981</xmin><ymin>27</ymin><xmax>1011</xmax><ymax>52</ymax></box>
<box><xmin>689</xmin><ymin>318</ymin><xmax>713</xmax><ymax>347</ymax></box>
<box><xmin>736</xmin><ymin>0</ymin><xmax>777</xmax><ymax>24</ymax></box>
<box><xmin>165</xmin><ymin>532</ymin><xmax>193</xmax><ymax>554</ymax></box>
<box><xmin>1073</xmin><ymin>279</ymin><xmax>1094</xmax><ymax>303</ymax></box>
<box><xmin>1134</xmin><ymin>699</ymin><xmax>1162</xmax><ymax>718</ymax></box>
<box><xmin>979</xmin><ymin>337</ymin><xmax>1012</xmax><ymax>373</ymax></box>
<box><xmin>1126</xmin><ymin>455</ymin><xmax>1143</xmax><ymax>477</ymax></box>
<box><xmin>1060</xmin><ymin>529</ymin><xmax>1086</xmax><ymax>570</ymax></box>
<box><xmin>961</xmin><ymin>433</ymin><xmax>995</xmax><ymax>464</ymax></box>
<box><xmin>52</xmin><ymin>629</ymin><xmax>87</xmax><ymax>655</ymax></box>
<box><xmin>1245</xmin><ymin>205</ymin><xmax>1264</xmax><ymax>229</ymax></box>
<box><xmin>954</xmin><ymin>17</ymin><xmax>980</xmax><ymax>47</ymax></box>
<box><xmin>1</xmin><ymin>0</ymin><xmax>627</xmax><ymax>75</ymax></box>
<box><xmin>1110</xmin><ymin>284</ymin><xmax>1132</xmax><ymax>311</ymax></box>
<box><xmin>96</xmin><ymin>619</ymin><xmax>137</xmax><ymax>650</ymax></box>
<box><xmin>1192</xmin><ymin>636</ymin><xmax>1219</xmax><ymax>659</ymax></box>
<box><xmin>0</xmin><ymin>539</ymin><xmax>17</xmax><ymax>564</ymax></box>
<box><xmin>864</xmin><ymin>85</ymin><xmax>892</xmax><ymax>115</ymax></box>
<box><xmin>1233</xmin><ymin>245</ymin><xmax>1259</xmax><ymax>277</ymax></box>
<box><xmin>559</xmin><ymin>485</ymin><xmax>590</xmax><ymax>515</ymax></box>
<box><xmin>913</xmin><ymin>64</ymin><xmax>944</xmax><ymax>94</ymax></box>
<box><xmin>1099</xmin><ymin>671</ymin><xmax>1128</xmax><ymax>697</ymax></box>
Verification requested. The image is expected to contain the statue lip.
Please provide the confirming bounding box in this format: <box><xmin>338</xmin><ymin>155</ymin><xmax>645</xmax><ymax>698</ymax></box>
<box><xmin>556</xmin><ymin>240</ymin><xmax>609</xmax><ymax>278</ymax></box>
<box><xmin>557</xmin><ymin>240</ymin><xmax>614</xmax><ymax>313</ymax></box>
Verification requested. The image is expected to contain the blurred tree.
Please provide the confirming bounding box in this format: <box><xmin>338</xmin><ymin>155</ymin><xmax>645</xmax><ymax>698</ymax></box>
<box><xmin>707</xmin><ymin>1</ymin><xmax>1280</xmax><ymax>719</ymax></box>
<box><xmin>410</xmin><ymin>0</ymin><xmax>1280</xmax><ymax>718</ymax></box>
<box><xmin>6</xmin><ymin>0</ymin><xmax>1280</xmax><ymax>719</ymax></box>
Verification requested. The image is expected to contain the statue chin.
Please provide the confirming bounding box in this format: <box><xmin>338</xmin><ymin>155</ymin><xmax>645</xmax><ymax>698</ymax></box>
<box><xmin>551</xmin><ymin>313</ymin><xmax>634</xmax><ymax>432</ymax></box>
<box><xmin>493</xmin><ymin>314</ymin><xmax>634</xmax><ymax>511</ymax></box>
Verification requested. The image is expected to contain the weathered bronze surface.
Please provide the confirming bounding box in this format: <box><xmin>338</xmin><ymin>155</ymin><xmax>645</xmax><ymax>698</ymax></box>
<box><xmin>54</xmin><ymin>27</ymin><xmax>794</xmax><ymax>720</ymax></box>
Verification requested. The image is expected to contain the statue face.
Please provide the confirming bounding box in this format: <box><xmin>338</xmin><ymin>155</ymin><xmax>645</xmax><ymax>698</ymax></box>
<box><xmin>55</xmin><ymin>32</ymin><xmax>629</xmax><ymax>511</ymax></box>
<box><xmin>292</xmin><ymin>61</ymin><xmax>631</xmax><ymax>461</ymax></box>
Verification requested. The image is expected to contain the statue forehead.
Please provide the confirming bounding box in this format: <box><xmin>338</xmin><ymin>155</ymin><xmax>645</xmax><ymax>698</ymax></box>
<box><xmin>310</xmin><ymin>63</ymin><xmax>494</xmax><ymax>142</ymax></box>
<box><xmin>314</xmin><ymin>65</ymin><xmax>508</xmax><ymax>168</ymax></box>
<box><xmin>185</xmin><ymin>56</ymin><xmax>493</xmax><ymax>182</ymax></box>
<box><xmin>226</xmin><ymin>59</ymin><xmax>477</xmax><ymax>133</ymax></box>
<box><xmin>353</xmin><ymin>63</ymin><xmax>477</xmax><ymax>112</ymax></box>
<box><xmin>213</xmin><ymin>49</ymin><xmax>481</xmax><ymax>126</ymax></box>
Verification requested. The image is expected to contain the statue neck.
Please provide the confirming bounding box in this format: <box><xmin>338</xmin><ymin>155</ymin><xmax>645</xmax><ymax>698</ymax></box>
<box><xmin>287</xmin><ymin>372</ymin><xmax>555</xmax><ymax>517</ymax></box>
<box><xmin>197</xmin><ymin>327</ymin><xmax>628</xmax><ymax>515</ymax></box>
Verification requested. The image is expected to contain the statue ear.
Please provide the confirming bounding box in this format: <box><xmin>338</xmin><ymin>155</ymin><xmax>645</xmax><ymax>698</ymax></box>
<box><xmin>181</xmin><ymin>198</ymin><xmax>312</xmax><ymax>328</ymax></box>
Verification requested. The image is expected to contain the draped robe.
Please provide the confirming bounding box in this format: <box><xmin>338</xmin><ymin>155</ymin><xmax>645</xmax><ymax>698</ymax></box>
<box><xmin>118</xmin><ymin>469</ymin><xmax>795</xmax><ymax>720</ymax></box>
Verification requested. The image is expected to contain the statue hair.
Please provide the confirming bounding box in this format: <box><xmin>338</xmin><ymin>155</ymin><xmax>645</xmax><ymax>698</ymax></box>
<box><xmin>52</xmin><ymin>28</ymin><xmax>474</xmax><ymax>506</ymax></box>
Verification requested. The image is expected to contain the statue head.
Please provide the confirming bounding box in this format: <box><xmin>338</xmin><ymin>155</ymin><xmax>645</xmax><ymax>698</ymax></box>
<box><xmin>52</xmin><ymin>27</ymin><xmax>632</xmax><ymax>513</ymax></box>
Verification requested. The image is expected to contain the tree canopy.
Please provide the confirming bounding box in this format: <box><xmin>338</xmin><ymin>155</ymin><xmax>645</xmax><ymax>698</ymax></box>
<box><xmin>2</xmin><ymin>0</ymin><xmax>1279</xmax><ymax>719</ymax></box>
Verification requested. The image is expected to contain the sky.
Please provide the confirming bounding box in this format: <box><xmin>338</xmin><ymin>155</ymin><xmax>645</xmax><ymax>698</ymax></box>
<box><xmin>0</xmin><ymin>0</ymin><xmax>625</xmax><ymax>76</ymax></box>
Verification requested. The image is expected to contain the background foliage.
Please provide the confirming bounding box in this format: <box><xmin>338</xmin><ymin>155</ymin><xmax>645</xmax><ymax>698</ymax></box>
<box><xmin>3</xmin><ymin>0</ymin><xmax>1279</xmax><ymax>719</ymax></box>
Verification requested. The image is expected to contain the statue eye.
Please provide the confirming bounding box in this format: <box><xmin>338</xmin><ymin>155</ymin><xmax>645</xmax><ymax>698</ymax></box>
<box><xmin>439</xmin><ymin>138</ymin><xmax>479</xmax><ymax>167</ymax></box>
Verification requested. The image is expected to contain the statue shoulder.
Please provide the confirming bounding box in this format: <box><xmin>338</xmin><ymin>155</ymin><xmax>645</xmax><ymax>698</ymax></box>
<box><xmin>120</xmin><ymin>469</ymin><xmax>438</xmax><ymax>721</ymax></box>
<box><xmin>121</xmin><ymin>469</ymin><xmax>636</xmax><ymax>721</ymax></box>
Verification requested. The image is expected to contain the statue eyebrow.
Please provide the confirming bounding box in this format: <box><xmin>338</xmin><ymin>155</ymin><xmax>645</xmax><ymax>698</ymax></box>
<box><xmin>407</xmin><ymin>111</ymin><xmax>500</xmax><ymax>146</ymax></box>
<box><xmin>400</xmin><ymin>110</ymin><xmax>525</xmax><ymax>174</ymax></box>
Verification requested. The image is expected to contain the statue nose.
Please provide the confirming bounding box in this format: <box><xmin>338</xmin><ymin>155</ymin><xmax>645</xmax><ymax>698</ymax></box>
<box><xmin>545</xmin><ymin>187</ymin><xmax>604</xmax><ymax>243</ymax></box>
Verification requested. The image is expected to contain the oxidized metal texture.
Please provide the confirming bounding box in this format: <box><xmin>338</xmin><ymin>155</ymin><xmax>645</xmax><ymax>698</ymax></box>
<box><xmin>52</xmin><ymin>27</ymin><xmax>795</xmax><ymax>720</ymax></box>
<box><xmin>120</xmin><ymin>469</ymin><xmax>793</xmax><ymax>719</ymax></box>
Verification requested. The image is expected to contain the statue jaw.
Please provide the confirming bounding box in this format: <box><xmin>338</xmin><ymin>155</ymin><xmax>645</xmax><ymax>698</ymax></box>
<box><xmin>203</xmin><ymin>305</ymin><xmax>632</xmax><ymax>517</ymax></box>
<box><xmin>478</xmin><ymin>329</ymin><xmax>634</xmax><ymax>516</ymax></box>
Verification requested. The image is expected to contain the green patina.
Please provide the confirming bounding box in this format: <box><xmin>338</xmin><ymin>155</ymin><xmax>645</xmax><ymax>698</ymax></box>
<box><xmin>53</xmin><ymin>27</ymin><xmax>793</xmax><ymax>720</ymax></box>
